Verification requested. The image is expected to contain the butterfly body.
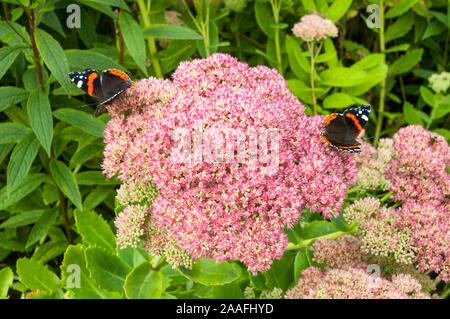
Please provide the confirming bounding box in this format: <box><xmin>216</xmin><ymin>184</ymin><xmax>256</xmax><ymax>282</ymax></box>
<box><xmin>69</xmin><ymin>69</ymin><xmax>135</xmax><ymax>106</ymax></box>
<box><xmin>320</xmin><ymin>104</ymin><xmax>371</xmax><ymax>153</ymax></box>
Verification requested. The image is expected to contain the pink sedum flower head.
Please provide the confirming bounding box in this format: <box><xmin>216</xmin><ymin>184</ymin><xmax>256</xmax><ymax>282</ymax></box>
<box><xmin>285</xmin><ymin>267</ymin><xmax>431</xmax><ymax>299</ymax></box>
<box><xmin>292</xmin><ymin>14</ymin><xmax>338</xmax><ymax>42</ymax></box>
<box><xmin>102</xmin><ymin>53</ymin><xmax>357</xmax><ymax>274</ymax></box>
<box><xmin>385</xmin><ymin>125</ymin><xmax>450</xmax><ymax>207</ymax></box>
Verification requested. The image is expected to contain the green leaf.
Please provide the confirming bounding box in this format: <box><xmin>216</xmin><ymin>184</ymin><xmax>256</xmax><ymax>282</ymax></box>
<box><xmin>65</xmin><ymin>50</ymin><xmax>126</xmax><ymax>72</ymax></box>
<box><xmin>34</xmin><ymin>28</ymin><xmax>71</xmax><ymax>95</ymax></box>
<box><xmin>301</xmin><ymin>220</ymin><xmax>340</xmax><ymax>239</ymax></box>
<box><xmin>0</xmin><ymin>123</ymin><xmax>30</xmax><ymax>144</ymax></box>
<box><xmin>117</xmin><ymin>246</ymin><xmax>148</xmax><ymax>268</ymax></box>
<box><xmin>0</xmin><ymin>87</ymin><xmax>28</xmax><ymax>112</ymax></box>
<box><xmin>0</xmin><ymin>231</ymin><xmax>26</xmax><ymax>251</ymax></box>
<box><xmin>26</xmin><ymin>209</ymin><xmax>58</xmax><ymax>248</ymax></box>
<box><xmin>16</xmin><ymin>258</ymin><xmax>60</xmax><ymax>294</ymax></box>
<box><xmin>294</xmin><ymin>251</ymin><xmax>309</xmax><ymax>282</ymax></box>
<box><xmin>178</xmin><ymin>258</ymin><xmax>240</xmax><ymax>285</ymax></box>
<box><xmin>385</xmin><ymin>0</ymin><xmax>420</xmax><ymax>19</ymax></box>
<box><xmin>287</xmin><ymin>79</ymin><xmax>313</xmax><ymax>105</ymax></box>
<box><xmin>87</xmin><ymin>0</ymin><xmax>129</xmax><ymax>11</ymax></box>
<box><xmin>385</xmin><ymin>43</ymin><xmax>410</xmax><ymax>53</ymax></box>
<box><xmin>143</xmin><ymin>24</ymin><xmax>202</xmax><ymax>40</ymax></box>
<box><xmin>70</xmin><ymin>141</ymin><xmax>103</xmax><ymax>168</ymax></box>
<box><xmin>389</xmin><ymin>49</ymin><xmax>423</xmax><ymax>76</ymax></box>
<box><xmin>40</xmin><ymin>11</ymin><xmax>66</xmax><ymax>38</ymax></box>
<box><xmin>118</xmin><ymin>12</ymin><xmax>147</xmax><ymax>76</ymax></box>
<box><xmin>0</xmin><ymin>173</ymin><xmax>46</xmax><ymax>211</ymax></box>
<box><xmin>0</xmin><ymin>210</ymin><xmax>44</xmax><ymax>229</ymax></box>
<box><xmin>10</xmin><ymin>7</ymin><xmax>24</xmax><ymax>23</ymax></box>
<box><xmin>53</xmin><ymin>108</ymin><xmax>105</xmax><ymax>138</ymax></box>
<box><xmin>60</xmin><ymin>245</ymin><xmax>122</xmax><ymax>299</ymax></box>
<box><xmin>0</xmin><ymin>267</ymin><xmax>13</xmax><ymax>299</ymax></box>
<box><xmin>350</xmin><ymin>54</ymin><xmax>385</xmax><ymax>71</ymax></box>
<box><xmin>385</xmin><ymin>11</ymin><xmax>415</xmax><ymax>43</ymax></box>
<box><xmin>74</xmin><ymin>210</ymin><xmax>116</xmax><ymax>253</ymax></box>
<box><xmin>85</xmin><ymin>247</ymin><xmax>131</xmax><ymax>293</ymax></box>
<box><xmin>420</xmin><ymin>86</ymin><xmax>436</xmax><ymax>107</ymax></box>
<box><xmin>323</xmin><ymin>93</ymin><xmax>358</xmax><ymax>109</ymax></box>
<box><xmin>285</xmin><ymin>36</ymin><xmax>308</xmax><ymax>82</ymax></box>
<box><xmin>300</xmin><ymin>0</ymin><xmax>317</xmax><ymax>12</ymax></box>
<box><xmin>319</xmin><ymin>67</ymin><xmax>370</xmax><ymax>87</ymax></box>
<box><xmin>421</xmin><ymin>20</ymin><xmax>447</xmax><ymax>40</ymax></box>
<box><xmin>342</xmin><ymin>63</ymin><xmax>388</xmax><ymax>96</ymax></box>
<box><xmin>32</xmin><ymin>239</ymin><xmax>68</xmax><ymax>264</ymax></box>
<box><xmin>82</xmin><ymin>186</ymin><xmax>112</xmax><ymax>211</ymax></box>
<box><xmin>27</xmin><ymin>89</ymin><xmax>53</xmax><ymax>156</ymax></box>
<box><xmin>326</xmin><ymin>0</ymin><xmax>353</xmax><ymax>22</ymax></box>
<box><xmin>77</xmin><ymin>0</ymin><xmax>115</xmax><ymax>19</ymax></box>
<box><xmin>254</xmin><ymin>1</ymin><xmax>275</xmax><ymax>38</ymax></box>
<box><xmin>7</xmin><ymin>133</ymin><xmax>40</xmax><ymax>192</ymax></box>
<box><xmin>264</xmin><ymin>251</ymin><xmax>295</xmax><ymax>290</ymax></box>
<box><xmin>76</xmin><ymin>171</ymin><xmax>120</xmax><ymax>186</ymax></box>
<box><xmin>124</xmin><ymin>262</ymin><xmax>163</xmax><ymax>298</ymax></box>
<box><xmin>403</xmin><ymin>101</ymin><xmax>423</xmax><ymax>125</ymax></box>
<box><xmin>0</xmin><ymin>45</ymin><xmax>25</xmax><ymax>80</ymax></box>
<box><xmin>49</xmin><ymin>159</ymin><xmax>82</xmax><ymax>210</ymax></box>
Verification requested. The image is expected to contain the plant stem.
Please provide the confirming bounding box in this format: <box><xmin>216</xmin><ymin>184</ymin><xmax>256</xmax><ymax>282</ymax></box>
<box><xmin>49</xmin><ymin>148</ymin><xmax>73</xmax><ymax>245</ymax></box>
<box><xmin>308</xmin><ymin>41</ymin><xmax>318</xmax><ymax>115</ymax></box>
<box><xmin>23</xmin><ymin>6</ymin><xmax>44</xmax><ymax>90</ymax></box>
<box><xmin>286</xmin><ymin>230</ymin><xmax>346</xmax><ymax>250</ymax></box>
<box><xmin>270</xmin><ymin>0</ymin><xmax>283</xmax><ymax>74</ymax></box>
<box><xmin>374</xmin><ymin>0</ymin><xmax>386</xmax><ymax>146</ymax></box>
<box><xmin>136</xmin><ymin>0</ymin><xmax>163</xmax><ymax>78</ymax></box>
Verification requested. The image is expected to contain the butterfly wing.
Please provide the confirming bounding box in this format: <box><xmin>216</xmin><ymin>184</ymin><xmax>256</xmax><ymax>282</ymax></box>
<box><xmin>99</xmin><ymin>69</ymin><xmax>134</xmax><ymax>105</ymax></box>
<box><xmin>69</xmin><ymin>70</ymin><xmax>103</xmax><ymax>100</ymax></box>
<box><xmin>321</xmin><ymin>113</ymin><xmax>361</xmax><ymax>152</ymax></box>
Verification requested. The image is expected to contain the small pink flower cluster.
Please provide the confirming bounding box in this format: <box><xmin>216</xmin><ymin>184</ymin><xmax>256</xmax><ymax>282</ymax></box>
<box><xmin>292</xmin><ymin>14</ymin><xmax>338</xmax><ymax>42</ymax></box>
<box><xmin>355</xmin><ymin>138</ymin><xmax>393</xmax><ymax>190</ymax></box>
<box><xmin>285</xmin><ymin>267</ymin><xmax>430</xmax><ymax>299</ymax></box>
<box><xmin>114</xmin><ymin>204</ymin><xmax>150</xmax><ymax>248</ymax></box>
<box><xmin>310</xmin><ymin>235</ymin><xmax>435</xmax><ymax>290</ymax></box>
<box><xmin>102</xmin><ymin>53</ymin><xmax>357</xmax><ymax>274</ymax></box>
<box><xmin>344</xmin><ymin>197</ymin><xmax>449</xmax><ymax>282</ymax></box>
<box><xmin>385</xmin><ymin>125</ymin><xmax>449</xmax><ymax>207</ymax></box>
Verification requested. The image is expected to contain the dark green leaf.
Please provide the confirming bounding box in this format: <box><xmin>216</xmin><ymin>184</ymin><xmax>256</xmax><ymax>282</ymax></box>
<box><xmin>143</xmin><ymin>25</ymin><xmax>202</xmax><ymax>40</ymax></box>
<box><xmin>0</xmin><ymin>210</ymin><xmax>44</xmax><ymax>229</ymax></box>
<box><xmin>76</xmin><ymin>171</ymin><xmax>120</xmax><ymax>185</ymax></box>
<box><xmin>49</xmin><ymin>159</ymin><xmax>82</xmax><ymax>210</ymax></box>
<box><xmin>65</xmin><ymin>50</ymin><xmax>126</xmax><ymax>72</ymax></box>
<box><xmin>254</xmin><ymin>1</ymin><xmax>275</xmax><ymax>38</ymax></box>
<box><xmin>7</xmin><ymin>133</ymin><xmax>40</xmax><ymax>192</ymax></box>
<box><xmin>389</xmin><ymin>49</ymin><xmax>423</xmax><ymax>75</ymax></box>
<box><xmin>0</xmin><ymin>174</ymin><xmax>46</xmax><ymax>210</ymax></box>
<box><xmin>294</xmin><ymin>251</ymin><xmax>309</xmax><ymax>282</ymax></box>
<box><xmin>0</xmin><ymin>87</ymin><xmax>28</xmax><ymax>112</ymax></box>
<box><xmin>35</xmin><ymin>28</ymin><xmax>71</xmax><ymax>95</ymax></box>
<box><xmin>82</xmin><ymin>186</ymin><xmax>112</xmax><ymax>211</ymax></box>
<box><xmin>26</xmin><ymin>209</ymin><xmax>58</xmax><ymax>248</ymax></box>
<box><xmin>385</xmin><ymin>0</ymin><xmax>420</xmax><ymax>19</ymax></box>
<box><xmin>0</xmin><ymin>45</ymin><xmax>26</xmax><ymax>80</ymax></box>
<box><xmin>119</xmin><ymin>12</ymin><xmax>147</xmax><ymax>75</ymax></box>
<box><xmin>53</xmin><ymin>108</ymin><xmax>105</xmax><ymax>138</ymax></box>
<box><xmin>326</xmin><ymin>0</ymin><xmax>352</xmax><ymax>22</ymax></box>
<box><xmin>27</xmin><ymin>89</ymin><xmax>53</xmax><ymax>156</ymax></box>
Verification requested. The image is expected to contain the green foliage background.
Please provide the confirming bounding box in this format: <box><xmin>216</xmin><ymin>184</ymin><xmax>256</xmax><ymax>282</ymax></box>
<box><xmin>0</xmin><ymin>0</ymin><xmax>449</xmax><ymax>299</ymax></box>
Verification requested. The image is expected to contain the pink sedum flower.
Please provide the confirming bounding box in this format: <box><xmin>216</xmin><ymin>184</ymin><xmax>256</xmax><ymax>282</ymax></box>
<box><xmin>285</xmin><ymin>266</ymin><xmax>431</xmax><ymax>299</ymax></box>
<box><xmin>102</xmin><ymin>53</ymin><xmax>357</xmax><ymax>274</ymax></box>
<box><xmin>292</xmin><ymin>14</ymin><xmax>338</xmax><ymax>42</ymax></box>
<box><xmin>115</xmin><ymin>204</ymin><xmax>150</xmax><ymax>249</ymax></box>
<box><xmin>386</xmin><ymin>125</ymin><xmax>450</xmax><ymax>207</ymax></box>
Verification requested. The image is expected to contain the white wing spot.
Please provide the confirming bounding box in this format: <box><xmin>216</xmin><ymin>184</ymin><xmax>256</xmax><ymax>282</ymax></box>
<box><xmin>77</xmin><ymin>80</ymin><xmax>83</xmax><ymax>88</ymax></box>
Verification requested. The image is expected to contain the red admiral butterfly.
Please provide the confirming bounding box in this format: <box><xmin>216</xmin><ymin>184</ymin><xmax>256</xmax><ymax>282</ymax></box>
<box><xmin>69</xmin><ymin>69</ymin><xmax>135</xmax><ymax>107</ymax></box>
<box><xmin>320</xmin><ymin>104</ymin><xmax>371</xmax><ymax>153</ymax></box>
